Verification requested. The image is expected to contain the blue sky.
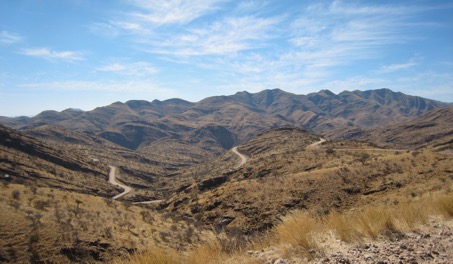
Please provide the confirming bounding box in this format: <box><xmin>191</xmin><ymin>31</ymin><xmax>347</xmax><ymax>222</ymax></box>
<box><xmin>1</xmin><ymin>0</ymin><xmax>452</xmax><ymax>116</ymax></box>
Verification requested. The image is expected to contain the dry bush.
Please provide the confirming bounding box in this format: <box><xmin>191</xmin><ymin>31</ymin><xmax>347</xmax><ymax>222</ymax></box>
<box><xmin>185</xmin><ymin>230</ymin><xmax>256</xmax><ymax>264</ymax></box>
<box><xmin>394</xmin><ymin>201</ymin><xmax>429</xmax><ymax>230</ymax></box>
<box><xmin>187</xmin><ymin>232</ymin><xmax>225</xmax><ymax>264</ymax></box>
<box><xmin>274</xmin><ymin>211</ymin><xmax>321</xmax><ymax>255</ymax></box>
<box><xmin>114</xmin><ymin>248</ymin><xmax>180</xmax><ymax>264</ymax></box>
<box><xmin>433</xmin><ymin>193</ymin><xmax>453</xmax><ymax>217</ymax></box>
<box><xmin>325</xmin><ymin>212</ymin><xmax>361</xmax><ymax>243</ymax></box>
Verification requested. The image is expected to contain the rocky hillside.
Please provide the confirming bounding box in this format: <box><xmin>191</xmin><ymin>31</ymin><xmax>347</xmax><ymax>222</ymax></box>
<box><xmin>0</xmin><ymin>124</ymin><xmax>114</xmax><ymax>196</ymax></box>
<box><xmin>158</xmin><ymin>127</ymin><xmax>453</xmax><ymax>234</ymax></box>
<box><xmin>359</xmin><ymin>106</ymin><xmax>453</xmax><ymax>151</ymax></box>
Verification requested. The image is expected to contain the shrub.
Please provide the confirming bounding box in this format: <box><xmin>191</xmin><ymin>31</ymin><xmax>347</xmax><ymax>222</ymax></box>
<box><xmin>34</xmin><ymin>200</ymin><xmax>50</xmax><ymax>211</ymax></box>
<box><xmin>11</xmin><ymin>190</ymin><xmax>20</xmax><ymax>200</ymax></box>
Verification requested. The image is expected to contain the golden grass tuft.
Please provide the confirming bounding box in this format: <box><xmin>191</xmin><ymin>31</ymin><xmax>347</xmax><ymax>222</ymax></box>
<box><xmin>187</xmin><ymin>232</ymin><xmax>225</xmax><ymax>264</ymax></box>
<box><xmin>186</xmin><ymin>231</ymin><xmax>257</xmax><ymax>264</ymax></box>
<box><xmin>114</xmin><ymin>248</ymin><xmax>180</xmax><ymax>264</ymax></box>
<box><xmin>434</xmin><ymin>193</ymin><xmax>453</xmax><ymax>217</ymax></box>
<box><xmin>274</xmin><ymin>211</ymin><xmax>321</xmax><ymax>255</ymax></box>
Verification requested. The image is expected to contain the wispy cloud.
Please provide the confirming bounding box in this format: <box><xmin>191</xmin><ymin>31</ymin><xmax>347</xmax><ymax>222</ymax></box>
<box><xmin>89</xmin><ymin>0</ymin><xmax>451</xmax><ymax>100</ymax></box>
<box><xmin>0</xmin><ymin>30</ymin><xmax>23</xmax><ymax>44</ymax></box>
<box><xmin>89</xmin><ymin>22</ymin><xmax>120</xmax><ymax>38</ymax></box>
<box><xmin>378</xmin><ymin>58</ymin><xmax>419</xmax><ymax>73</ymax></box>
<box><xmin>127</xmin><ymin>0</ymin><xmax>226</xmax><ymax>26</ymax></box>
<box><xmin>96</xmin><ymin>61</ymin><xmax>158</xmax><ymax>76</ymax></box>
<box><xmin>20</xmin><ymin>48</ymin><xmax>84</xmax><ymax>62</ymax></box>
<box><xmin>145</xmin><ymin>15</ymin><xmax>281</xmax><ymax>57</ymax></box>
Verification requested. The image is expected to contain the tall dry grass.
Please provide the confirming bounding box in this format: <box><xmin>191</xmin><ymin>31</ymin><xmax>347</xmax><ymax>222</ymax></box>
<box><xmin>124</xmin><ymin>191</ymin><xmax>453</xmax><ymax>264</ymax></box>
<box><xmin>274</xmin><ymin>211</ymin><xmax>321</xmax><ymax>255</ymax></box>
<box><xmin>114</xmin><ymin>248</ymin><xmax>180</xmax><ymax>264</ymax></box>
<box><xmin>435</xmin><ymin>193</ymin><xmax>453</xmax><ymax>217</ymax></box>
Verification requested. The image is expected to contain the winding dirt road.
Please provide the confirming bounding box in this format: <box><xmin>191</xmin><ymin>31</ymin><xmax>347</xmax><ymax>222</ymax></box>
<box><xmin>108</xmin><ymin>166</ymin><xmax>163</xmax><ymax>204</ymax></box>
<box><xmin>232</xmin><ymin>147</ymin><xmax>249</xmax><ymax>168</ymax></box>
<box><xmin>307</xmin><ymin>138</ymin><xmax>327</xmax><ymax>148</ymax></box>
<box><xmin>108</xmin><ymin>146</ymin><xmax>247</xmax><ymax>202</ymax></box>
<box><xmin>108</xmin><ymin>166</ymin><xmax>132</xmax><ymax>200</ymax></box>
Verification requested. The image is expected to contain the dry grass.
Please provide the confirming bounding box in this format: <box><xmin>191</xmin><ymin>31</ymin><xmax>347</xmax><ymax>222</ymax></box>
<box><xmin>114</xmin><ymin>248</ymin><xmax>181</xmax><ymax>264</ymax></box>
<box><xmin>274</xmin><ymin>211</ymin><xmax>321</xmax><ymax>255</ymax></box>
<box><xmin>125</xmin><ymin>193</ymin><xmax>453</xmax><ymax>264</ymax></box>
<box><xmin>435</xmin><ymin>192</ymin><xmax>453</xmax><ymax>217</ymax></box>
<box><xmin>276</xmin><ymin>191</ymin><xmax>453</xmax><ymax>248</ymax></box>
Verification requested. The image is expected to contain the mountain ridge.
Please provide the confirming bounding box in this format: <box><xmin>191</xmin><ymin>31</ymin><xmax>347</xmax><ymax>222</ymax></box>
<box><xmin>0</xmin><ymin>88</ymin><xmax>449</xmax><ymax>167</ymax></box>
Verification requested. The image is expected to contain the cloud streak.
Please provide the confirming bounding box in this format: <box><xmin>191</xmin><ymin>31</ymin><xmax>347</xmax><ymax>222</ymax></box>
<box><xmin>0</xmin><ymin>31</ymin><xmax>23</xmax><ymax>44</ymax></box>
<box><xmin>145</xmin><ymin>15</ymin><xmax>281</xmax><ymax>57</ymax></box>
<box><xmin>127</xmin><ymin>0</ymin><xmax>226</xmax><ymax>26</ymax></box>
<box><xmin>21</xmin><ymin>48</ymin><xmax>84</xmax><ymax>62</ymax></box>
<box><xmin>85</xmin><ymin>1</ymin><xmax>453</xmax><ymax>101</ymax></box>
<box><xmin>378</xmin><ymin>59</ymin><xmax>419</xmax><ymax>73</ymax></box>
<box><xmin>96</xmin><ymin>61</ymin><xmax>158</xmax><ymax>76</ymax></box>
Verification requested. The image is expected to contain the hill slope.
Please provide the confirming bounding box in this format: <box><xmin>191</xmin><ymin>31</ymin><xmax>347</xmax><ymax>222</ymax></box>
<box><xmin>359</xmin><ymin>106</ymin><xmax>453</xmax><ymax>151</ymax></box>
<box><xmin>159</xmin><ymin>127</ymin><xmax>453</xmax><ymax>234</ymax></box>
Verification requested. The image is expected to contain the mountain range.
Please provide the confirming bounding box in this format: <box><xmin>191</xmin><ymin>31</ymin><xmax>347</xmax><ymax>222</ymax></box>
<box><xmin>0</xmin><ymin>88</ymin><xmax>449</xmax><ymax>167</ymax></box>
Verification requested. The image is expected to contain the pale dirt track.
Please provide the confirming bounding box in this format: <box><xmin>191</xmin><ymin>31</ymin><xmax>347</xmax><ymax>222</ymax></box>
<box><xmin>307</xmin><ymin>138</ymin><xmax>327</xmax><ymax>148</ymax></box>
<box><xmin>232</xmin><ymin>147</ymin><xmax>249</xmax><ymax>168</ymax></box>
<box><xmin>108</xmin><ymin>166</ymin><xmax>132</xmax><ymax>200</ymax></box>
<box><xmin>108</xmin><ymin>166</ymin><xmax>163</xmax><ymax>204</ymax></box>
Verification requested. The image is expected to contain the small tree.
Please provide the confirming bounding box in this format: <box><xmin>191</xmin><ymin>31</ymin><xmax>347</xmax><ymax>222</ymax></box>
<box><xmin>358</xmin><ymin>153</ymin><xmax>370</xmax><ymax>165</ymax></box>
<box><xmin>11</xmin><ymin>190</ymin><xmax>20</xmax><ymax>200</ymax></box>
<box><xmin>75</xmin><ymin>199</ymin><xmax>83</xmax><ymax>208</ymax></box>
<box><xmin>325</xmin><ymin>148</ymin><xmax>335</xmax><ymax>155</ymax></box>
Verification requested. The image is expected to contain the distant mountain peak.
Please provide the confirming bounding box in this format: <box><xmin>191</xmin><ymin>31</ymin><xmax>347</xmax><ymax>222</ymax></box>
<box><xmin>319</xmin><ymin>89</ymin><xmax>335</xmax><ymax>96</ymax></box>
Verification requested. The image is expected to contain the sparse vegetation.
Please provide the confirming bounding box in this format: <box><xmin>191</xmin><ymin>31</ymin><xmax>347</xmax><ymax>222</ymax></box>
<box><xmin>1</xmin><ymin>102</ymin><xmax>452</xmax><ymax>263</ymax></box>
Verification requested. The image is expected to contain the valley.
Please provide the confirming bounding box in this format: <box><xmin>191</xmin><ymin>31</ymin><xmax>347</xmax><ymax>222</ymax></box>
<box><xmin>0</xmin><ymin>88</ymin><xmax>452</xmax><ymax>263</ymax></box>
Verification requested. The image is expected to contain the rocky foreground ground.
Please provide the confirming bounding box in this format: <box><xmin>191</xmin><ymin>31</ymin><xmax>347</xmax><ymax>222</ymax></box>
<box><xmin>248</xmin><ymin>218</ymin><xmax>453</xmax><ymax>264</ymax></box>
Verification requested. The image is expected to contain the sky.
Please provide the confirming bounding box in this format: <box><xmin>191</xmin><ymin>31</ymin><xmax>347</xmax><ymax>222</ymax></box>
<box><xmin>1</xmin><ymin>0</ymin><xmax>452</xmax><ymax>117</ymax></box>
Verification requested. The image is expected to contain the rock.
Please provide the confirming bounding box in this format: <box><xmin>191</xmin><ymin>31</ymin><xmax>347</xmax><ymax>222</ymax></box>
<box><xmin>337</xmin><ymin>257</ymin><xmax>350</xmax><ymax>264</ymax></box>
<box><xmin>213</xmin><ymin>216</ymin><xmax>235</xmax><ymax>233</ymax></box>
<box><xmin>274</xmin><ymin>258</ymin><xmax>287</xmax><ymax>264</ymax></box>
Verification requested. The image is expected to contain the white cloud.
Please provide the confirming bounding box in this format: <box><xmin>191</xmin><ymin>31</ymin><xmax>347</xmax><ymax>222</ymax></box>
<box><xmin>0</xmin><ymin>31</ymin><xmax>23</xmax><ymax>44</ymax></box>
<box><xmin>21</xmin><ymin>48</ymin><xmax>84</xmax><ymax>62</ymax></box>
<box><xmin>96</xmin><ymin>61</ymin><xmax>158</xmax><ymax>76</ymax></box>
